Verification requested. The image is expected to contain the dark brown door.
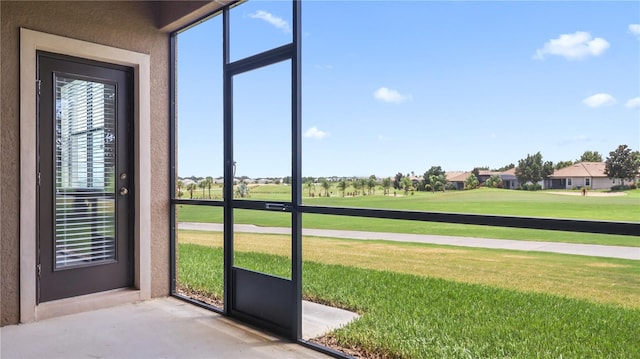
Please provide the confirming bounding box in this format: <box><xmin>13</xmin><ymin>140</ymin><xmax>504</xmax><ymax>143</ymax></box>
<box><xmin>37</xmin><ymin>52</ymin><xmax>133</xmax><ymax>302</ymax></box>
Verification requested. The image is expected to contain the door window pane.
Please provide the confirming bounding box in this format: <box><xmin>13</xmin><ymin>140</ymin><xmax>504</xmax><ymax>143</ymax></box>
<box><xmin>233</xmin><ymin>60</ymin><xmax>292</xmax><ymax>201</ymax></box>
<box><xmin>54</xmin><ymin>75</ymin><xmax>116</xmax><ymax>269</ymax></box>
<box><xmin>176</xmin><ymin>16</ymin><xmax>223</xmax><ymax>196</ymax></box>
<box><xmin>233</xmin><ymin>209</ymin><xmax>292</xmax><ymax>279</ymax></box>
<box><xmin>230</xmin><ymin>0</ymin><xmax>292</xmax><ymax>62</ymax></box>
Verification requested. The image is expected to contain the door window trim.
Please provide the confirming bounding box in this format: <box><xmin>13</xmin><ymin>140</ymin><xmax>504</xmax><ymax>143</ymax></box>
<box><xmin>19</xmin><ymin>28</ymin><xmax>151</xmax><ymax>323</ymax></box>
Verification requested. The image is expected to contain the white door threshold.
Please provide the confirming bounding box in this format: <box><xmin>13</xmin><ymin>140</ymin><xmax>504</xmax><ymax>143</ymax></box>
<box><xmin>36</xmin><ymin>288</ymin><xmax>141</xmax><ymax>321</ymax></box>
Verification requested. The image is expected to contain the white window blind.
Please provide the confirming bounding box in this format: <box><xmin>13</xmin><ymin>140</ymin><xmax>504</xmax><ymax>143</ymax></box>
<box><xmin>54</xmin><ymin>75</ymin><xmax>117</xmax><ymax>269</ymax></box>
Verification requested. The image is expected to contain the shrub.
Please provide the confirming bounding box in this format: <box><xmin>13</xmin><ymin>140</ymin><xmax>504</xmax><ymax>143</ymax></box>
<box><xmin>611</xmin><ymin>184</ymin><xmax>635</xmax><ymax>191</ymax></box>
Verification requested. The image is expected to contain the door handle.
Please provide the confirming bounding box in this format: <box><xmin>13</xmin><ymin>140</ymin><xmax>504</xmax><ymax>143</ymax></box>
<box><xmin>119</xmin><ymin>187</ymin><xmax>129</xmax><ymax>196</ymax></box>
<box><xmin>265</xmin><ymin>203</ymin><xmax>289</xmax><ymax>211</ymax></box>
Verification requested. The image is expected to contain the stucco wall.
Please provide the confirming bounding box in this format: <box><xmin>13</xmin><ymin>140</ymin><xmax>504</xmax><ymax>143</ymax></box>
<box><xmin>1</xmin><ymin>1</ymin><xmax>171</xmax><ymax>326</ymax></box>
<box><xmin>591</xmin><ymin>178</ymin><xmax>609</xmax><ymax>190</ymax></box>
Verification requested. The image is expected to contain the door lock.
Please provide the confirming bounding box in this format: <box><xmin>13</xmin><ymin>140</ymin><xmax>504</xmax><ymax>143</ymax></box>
<box><xmin>119</xmin><ymin>187</ymin><xmax>129</xmax><ymax>196</ymax></box>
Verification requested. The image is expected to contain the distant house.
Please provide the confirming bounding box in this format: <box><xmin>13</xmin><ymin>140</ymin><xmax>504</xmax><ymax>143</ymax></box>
<box><xmin>181</xmin><ymin>179</ymin><xmax>196</xmax><ymax>186</ymax></box>
<box><xmin>547</xmin><ymin>162</ymin><xmax>629</xmax><ymax>190</ymax></box>
<box><xmin>445</xmin><ymin>171</ymin><xmax>470</xmax><ymax>190</ymax></box>
<box><xmin>500</xmin><ymin>168</ymin><xmax>519</xmax><ymax>189</ymax></box>
<box><xmin>476</xmin><ymin>170</ymin><xmax>499</xmax><ymax>184</ymax></box>
<box><xmin>446</xmin><ymin>170</ymin><xmax>519</xmax><ymax>190</ymax></box>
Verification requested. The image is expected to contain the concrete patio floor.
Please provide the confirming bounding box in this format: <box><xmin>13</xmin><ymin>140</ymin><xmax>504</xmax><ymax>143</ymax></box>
<box><xmin>1</xmin><ymin>297</ymin><xmax>356</xmax><ymax>358</ymax></box>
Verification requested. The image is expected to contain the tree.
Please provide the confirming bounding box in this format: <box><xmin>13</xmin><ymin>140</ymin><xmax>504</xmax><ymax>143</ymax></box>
<box><xmin>177</xmin><ymin>180</ymin><xmax>184</xmax><ymax>198</ymax></box>
<box><xmin>471</xmin><ymin>166</ymin><xmax>489</xmax><ymax>179</ymax></box>
<box><xmin>367</xmin><ymin>175</ymin><xmax>377</xmax><ymax>195</ymax></box>
<box><xmin>382</xmin><ymin>177</ymin><xmax>392</xmax><ymax>195</ymax></box>
<box><xmin>198</xmin><ymin>180</ymin><xmax>207</xmax><ymax>198</ymax></box>
<box><xmin>358</xmin><ymin>179</ymin><xmax>367</xmax><ymax>195</ymax></box>
<box><xmin>364</xmin><ymin>178</ymin><xmax>373</xmax><ymax>195</ymax></box>
<box><xmin>542</xmin><ymin>161</ymin><xmax>554</xmax><ymax>179</ymax></box>
<box><xmin>401</xmin><ymin>176</ymin><xmax>413</xmax><ymax>195</ymax></box>
<box><xmin>485</xmin><ymin>174</ymin><xmax>503</xmax><ymax>188</ymax></box>
<box><xmin>495</xmin><ymin>163</ymin><xmax>515</xmax><ymax>172</ymax></box>
<box><xmin>205</xmin><ymin>176</ymin><xmax>213</xmax><ymax>199</ymax></box>
<box><xmin>321</xmin><ymin>179</ymin><xmax>331</xmax><ymax>197</ymax></box>
<box><xmin>337</xmin><ymin>180</ymin><xmax>348</xmax><ymax>197</ymax></box>
<box><xmin>465</xmin><ymin>173</ymin><xmax>479</xmax><ymax>190</ymax></box>
<box><xmin>428</xmin><ymin>174</ymin><xmax>447</xmax><ymax>192</ymax></box>
<box><xmin>579</xmin><ymin>150</ymin><xmax>603</xmax><ymax>163</ymax></box>
<box><xmin>555</xmin><ymin>160</ymin><xmax>573</xmax><ymax>170</ymax></box>
<box><xmin>422</xmin><ymin>166</ymin><xmax>445</xmax><ymax>191</ymax></box>
<box><xmin>604</xmin><ymin>145</ymin><xmax>640</xmax><ymax>186</ymax></box>
<box><xmin>235</xmin><ymin>182</ymin><xmax>250</xmax><ymax>198</ymax></box>
<box><xmin>305</xmin><ymin>179</ymin><xmax>314</xmax><ymax>197</ymax></box>
<box><xmin>393</xmin><ymin>172</ymin><xmax>403</xmax><ymax>190</ymax></box>
<box><xmin>186</xmin><ymin>183</ymin><xmax>196</xmax><ymax>199</ymax></box>
<box><xmin>515</xmin><ymin>152</ymin><xmax>544</xmax><ymax>187</ymax></box>
<box><xmin>352</xmin><ymin>179</ymin><xmax>362</xmax><ymax>195</ymax></box>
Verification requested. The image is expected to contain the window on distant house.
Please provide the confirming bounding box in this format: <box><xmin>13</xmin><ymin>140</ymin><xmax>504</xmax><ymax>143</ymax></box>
<box><xmin>568</xmin><ymin>178</ymin><xmax>572</xmax><ymax>186</ymax></box>
<box><xmin>585</xmin><ymin>178</ymin><xmax>590</xmax><ymax>187</ymax></box>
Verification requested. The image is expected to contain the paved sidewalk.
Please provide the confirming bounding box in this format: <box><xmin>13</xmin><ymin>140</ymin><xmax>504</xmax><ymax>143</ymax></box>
<box><xmin>178</xmin><ymin>222</ymin><xmax>640</xmax><ymax>260</ymax></box>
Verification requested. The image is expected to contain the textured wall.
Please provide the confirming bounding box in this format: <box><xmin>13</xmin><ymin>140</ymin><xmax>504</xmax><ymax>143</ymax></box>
<box><xmin>1</xmin><ymin>1</ymin><xmax>171</xmax><ymax>326</ymax></box>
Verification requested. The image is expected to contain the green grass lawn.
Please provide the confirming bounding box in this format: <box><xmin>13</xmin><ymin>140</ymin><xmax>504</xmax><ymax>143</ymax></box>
<box><xmin>177</xmin><ymin>187</ymin><xmax>639</xmax><ymax>246</ymax></box>
<box><xmin>306</xmin><ymin>187</ymin><xmax>640</xmax><ymax>221</ymax></box>
<box><xmin>177</xmin><ymin>243</ymin><xmax>640</xmax><ymax>358</ymax></box>
<box><xmin>176</xmin><ymin>186</ymin><xmax>639</xmax><ymax>356</ymax></box>
<box><xmin>182</xmin><ymin>185</ymin><xmax>639</xmax><ymax>222</ymax></box>
<box><xmin>179</xmin><ymin>231</ymin><xmax>640</xmax><ymax>308</ymax></box>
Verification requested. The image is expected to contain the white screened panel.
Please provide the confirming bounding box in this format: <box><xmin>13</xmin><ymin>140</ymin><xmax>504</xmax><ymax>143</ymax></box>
<box><xmin>54</xmin><ymin>76</ymin><xmax>117</xmax><ymax>269</ymax></box>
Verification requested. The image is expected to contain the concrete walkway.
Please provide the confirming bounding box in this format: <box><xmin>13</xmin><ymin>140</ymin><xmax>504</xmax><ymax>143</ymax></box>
<box><xmin>179</xmin><ymin>222</ymin><xmax>640</xmax><ymax>260</ymax></box>
<box><xmin>1</xmin><ymin>298</ymin><xmax>347</xmax><ymax>359</ymax></box>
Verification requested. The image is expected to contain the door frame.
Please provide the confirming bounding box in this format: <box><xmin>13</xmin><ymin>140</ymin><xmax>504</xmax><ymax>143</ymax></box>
<box><xmin>36</xmin><ymin>52</ymin><xmax>134</xmax><ymax>302</ymax></box>
<box><xmin>19</xmin><ymin>28</ymin><xmax>151</xmax><ymax>323</ymax></box>
<box><xmin>220</xmin><ymin>1</ymin><xmax>302</xmax><ymax>339</ymax></box>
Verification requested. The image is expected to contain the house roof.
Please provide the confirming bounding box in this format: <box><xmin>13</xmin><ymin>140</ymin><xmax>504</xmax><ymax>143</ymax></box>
<box><xmin>154</xmin><ymin>1</ymin><xmax>238</xmax><ymax>32</ymax></box>
<box><xmin>478</xmin><ymin>170</ymin><xmax>501</xmax><ymax>176</ymax></box>
<box><xmin>446</xmin><ymin>171</ymin><xmax>470</xmax><ymax>182</ymax></box>
<box><xmin>549</xmin><ymin>162</ymin><xmax>607</xmax><ymax>178</ymax></box>
<box><xmin>503</xmin><ymin>168</ymin><xmax>516</xmax><ymax>175</ymax></box>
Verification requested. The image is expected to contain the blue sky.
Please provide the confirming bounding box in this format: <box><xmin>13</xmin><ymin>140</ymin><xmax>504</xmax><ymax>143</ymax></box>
<box><xmin>177</xmin><ymin>0</ymin><xmax>640</xmax><ymax>178</ymax></box>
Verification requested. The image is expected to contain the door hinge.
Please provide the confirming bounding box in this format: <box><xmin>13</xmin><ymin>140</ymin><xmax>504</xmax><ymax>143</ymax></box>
<box><xmin>36</xmin><ymin>79</ymin><xmax>41</xmax><ymax>96</ymax></box>
<box><xmin>37</xmin><ymin>172</ymin><xmax>41</xmax><ymax>186</ymax></box>
<box><xmin>37</xmin><ymin>264</ymin><xmax>41</xmax><ymax>278</ymax></box>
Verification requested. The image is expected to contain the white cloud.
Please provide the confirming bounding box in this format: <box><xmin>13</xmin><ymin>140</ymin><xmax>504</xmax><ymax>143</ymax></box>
<box><xmin>534</xmin><ymin>31</ymin><xmax>609</xmax><ymax>60</ymax></box>
<box><xmin>582</xmin><ymin>93</ymin><xmax>617</xmax><ymax>108</ymax></box>
<box><xmin>249</xmin><ymin>10</ymin><xmax>291</xmax><ymax>33</ymax></box>
<box><xmin>625</xmin><ymin>97</ymin><xmax>640</xmax><ymax>109</ymax></box>
<box><xmin>304</xmin><ymin>126</ymin><xmax>328</xmax><ymax>140</ymax></box>
<box><xmin>629</xmin><ymin>24</ymin><xmax>640</xmax><ymax>36</ymax></box>
<box><xmin>373</xmin><ymin>87</ymin><xmax>411</xmax><ymax>104</ymax></box>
